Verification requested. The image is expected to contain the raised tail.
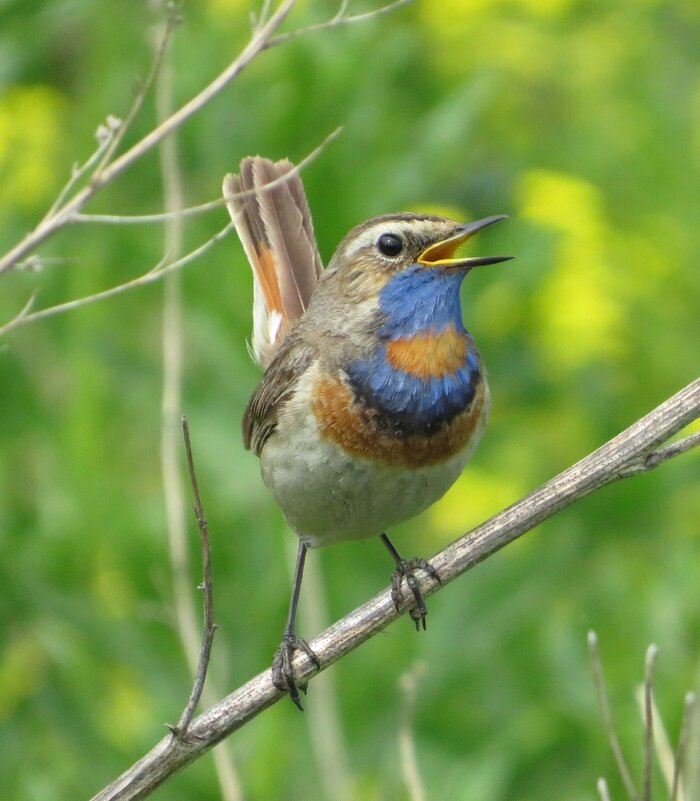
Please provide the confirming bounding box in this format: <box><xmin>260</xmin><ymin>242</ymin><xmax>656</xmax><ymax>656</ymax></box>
<box><xmin>223</xmin><ymin>157</ymin><xmax>323</xmax><ymax>367</ymax></box>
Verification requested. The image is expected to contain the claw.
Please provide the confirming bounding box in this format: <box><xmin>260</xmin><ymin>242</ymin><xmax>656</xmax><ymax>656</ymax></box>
<box><xmin>390</xmin><ymin>558</ymin><xmax>441</xmax><ymax>630</ymax></box>
<box><xmin>271</xmin><ymin>633</ymin><xmax>320</xmax><ymax>711</ymax></box>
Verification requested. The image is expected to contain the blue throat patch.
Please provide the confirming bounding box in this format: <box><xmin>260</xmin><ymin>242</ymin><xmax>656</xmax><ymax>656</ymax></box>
<box><xmin>376</xmin><ymin>264</ymin><xmax>466</xmax><ymax>338</ymax></box>
<box><xmin>346</xmin><ymin>265</ymin><xmax>481</xmax><ymax>435</ymax></box>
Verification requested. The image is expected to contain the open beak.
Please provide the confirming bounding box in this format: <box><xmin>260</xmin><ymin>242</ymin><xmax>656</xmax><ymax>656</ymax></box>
<box><xmin>417</xmin><ymin>215</ymin><xmax>512</xmax><ymax>269</ymax></box>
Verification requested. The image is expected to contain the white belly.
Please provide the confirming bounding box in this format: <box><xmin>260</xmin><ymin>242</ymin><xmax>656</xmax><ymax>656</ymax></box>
<box><xmin>259</xmin><ymin>371</ymin><xmax>484</xmax><ymax>548</ymax></box>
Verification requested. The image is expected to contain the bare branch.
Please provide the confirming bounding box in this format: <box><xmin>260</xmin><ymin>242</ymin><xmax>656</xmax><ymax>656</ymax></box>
<box><xmin>0</xmin><ymin>221</ymin><xmax>237</xmax><ymax>338</ymax></box>
<box><xmin>0</xmin><ymin>0</ymin><xmax>296</xmax><ymax>277</ymax></box>
<box><xmin>589</xmin><ymin>630</ymin><xmax>639</xmax><ymax>801</ymax></box>
<box><xmin>73</xmin><ymin>198</ymin><xmax>227</xmax><ymax>224</ymax></box>
<box><xmin>644</xmin><ymin>432</ymin><xmax>700</xmax><ymax>471</ymax></box>
<box><xmin>41</xmin><ymin>118</ymin><xmax>118</xmax><ymax>222</ymax></box>
<box><xmin>0</xmin><ymin>0</ymin><xmax>414</xmax><ymax>279</ymax></box>
<box><xmin>89</xmin><ymin>377</ymin><xmax>700</xmax><ymax>801</ymax></box>
<box><xmin>94</xmin><ymin>5</ymin><xmax>181</xmax><ymax>175</ymax></box>
<box><xmin>0</xmin><ymin>124</ymin><xmax>340</xmax><ymax>337</ymax></box>
<box><xmin>74</xmin><ymin>125</ymin><xmax>342</xmax><ymax>226</ymax></box>
<box><xmin>171</xmin><ymin>417</ymin><xmax>218</xmax><ymax>736</ymax></box>
<box><xmin>269</xmin><ymin>0</ymin><xmax>414</xmax><ymax>47</ymax></box>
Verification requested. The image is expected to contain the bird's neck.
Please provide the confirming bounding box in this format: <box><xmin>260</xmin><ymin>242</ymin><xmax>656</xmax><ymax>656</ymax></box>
<box><xmin>377</xmin><ymin>265</ymin><xmax>467</xmax><ymax>339</ymax></box>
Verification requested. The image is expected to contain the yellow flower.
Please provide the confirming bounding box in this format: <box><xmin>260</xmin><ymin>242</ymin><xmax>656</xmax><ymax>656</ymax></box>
<box><xmin>0</xmin><ymin>85</ymin><xmax>67</xmax><ymax>212</ymax></box>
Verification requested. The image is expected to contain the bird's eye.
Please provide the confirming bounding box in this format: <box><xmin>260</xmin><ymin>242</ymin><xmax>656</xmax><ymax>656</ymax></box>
<box><xmin>377</xmin><ymin>233</ymin><xmax>403</xmax><ymax>258</ymax></box>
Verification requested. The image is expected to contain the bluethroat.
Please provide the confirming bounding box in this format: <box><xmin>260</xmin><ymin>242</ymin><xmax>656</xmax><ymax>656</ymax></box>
<box><xmin>223</xmin><ymin>157</ymin><xmax>511</xmax><ymax>709</ymax></box>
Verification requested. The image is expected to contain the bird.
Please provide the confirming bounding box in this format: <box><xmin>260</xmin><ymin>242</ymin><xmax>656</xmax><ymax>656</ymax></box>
<box><xmin>223</xmin><ymin>156</ymin><xmax>511</xmax><ymax>709</ymax></box>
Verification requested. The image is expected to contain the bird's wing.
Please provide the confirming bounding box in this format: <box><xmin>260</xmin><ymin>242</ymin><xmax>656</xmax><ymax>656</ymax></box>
<box><xmin>242</xmin><ymin>327</ymin><xmax>315</xmax><ymax>455</ymax></box>
<box><xmin>223</xmin><ymin>157</ymin><xmax>323</xmax><ymax>368</ymax></box>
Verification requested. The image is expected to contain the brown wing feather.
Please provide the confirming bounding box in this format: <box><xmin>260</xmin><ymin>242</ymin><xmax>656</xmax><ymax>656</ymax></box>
<box><xmin>242</xmin><ymin>328</ymin><xmax>315</xmax><ymax>455</ymax></box>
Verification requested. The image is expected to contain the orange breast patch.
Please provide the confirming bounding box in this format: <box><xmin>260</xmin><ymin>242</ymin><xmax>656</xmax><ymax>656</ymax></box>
<box><xmin>385</xmin><ymin>326</ymin><xmax>468</xmax><ymax>379</ymax></box>
<box><xmin>312</xmin><ymin>373</ymin><xmax>487</xmax><ymax>468</ymax></box>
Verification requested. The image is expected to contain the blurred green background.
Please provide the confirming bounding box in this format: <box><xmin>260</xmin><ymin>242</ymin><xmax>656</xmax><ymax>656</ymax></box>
<box><xmin>1</xmin><ymin>0</ymin><xmax>699</xmax><ymax>799</ymax></box>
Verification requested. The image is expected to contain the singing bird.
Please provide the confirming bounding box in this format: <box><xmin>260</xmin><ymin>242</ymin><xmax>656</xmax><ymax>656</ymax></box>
<box><xmin>224</xmin><ymin>157</ymin><xmax>510</xmax><ymax>709</ymax></box>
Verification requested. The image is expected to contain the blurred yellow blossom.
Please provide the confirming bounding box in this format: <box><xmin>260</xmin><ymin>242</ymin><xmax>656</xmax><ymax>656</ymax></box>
<box><xmin>518</xmin><ymin>169</ymin><xmax>624</xmax><ymax>371</ymax></box>
<box><xmin>0</xmin><ymin>85</ymin><xmax>67</xmax><ymax>212</ymax></box>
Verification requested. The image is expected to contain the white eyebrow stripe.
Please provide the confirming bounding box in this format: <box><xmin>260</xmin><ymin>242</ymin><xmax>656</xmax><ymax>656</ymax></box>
<box><xmin>341</xmin><ymin>219</ymin><xmax>451</xmax><ymax>261</ymax></box>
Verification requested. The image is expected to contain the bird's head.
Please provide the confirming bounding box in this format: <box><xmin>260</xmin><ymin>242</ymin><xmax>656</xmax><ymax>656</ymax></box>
<box><xmin>325</xmin><ymin>213</ymin><xmax>511</xmax><ymax>306</ymax></box>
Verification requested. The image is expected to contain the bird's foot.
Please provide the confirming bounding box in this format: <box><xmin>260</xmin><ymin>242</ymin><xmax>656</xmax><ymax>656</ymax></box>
<box><xmin>390</xmin><ymin>558</ymin><xmax>442</xmax><ymax>631</ymax></box>
<box><xmin>271</xmin><ymin>632</ymin><xmax>320</xmax><ymax>711</ymax></box>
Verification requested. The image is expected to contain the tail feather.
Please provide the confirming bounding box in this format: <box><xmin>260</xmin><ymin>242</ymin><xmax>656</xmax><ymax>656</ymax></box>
<box><xmin>223</xmin><ymin>157</ymin><xmax>323</xmax><ymax>367</ymax></box>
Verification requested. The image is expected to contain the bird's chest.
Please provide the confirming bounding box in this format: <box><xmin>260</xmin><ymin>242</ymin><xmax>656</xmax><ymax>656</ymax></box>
<box><xmin>308</xmin><ymin>325</ymin><xmax>488</xmax><ymax>471</ymax></box>
<box><xmin>260</xmin><ymin>360</ymin><xmax>488</xmax><ymax>546</ymax></box>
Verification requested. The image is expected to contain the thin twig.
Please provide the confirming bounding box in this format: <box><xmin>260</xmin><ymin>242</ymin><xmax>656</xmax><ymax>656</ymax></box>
<box><xmin>0</xmin><ymin>0</ymin><xmax>413</xmax><ymax>277</ymax></box>
<box><xmin>94</xmin><ymin>7</ymin><xmax>181</xmax><ymax>175</ymax></box>
<box><xmin>41</xmin><ymin>121</ymin><xmax>118</xmax><ymax>222</ymax></box>
<box><xmin>589</xmin><ymin>630</ymin><xmax>640</xmax><ymax>801</ymax></box>
<box><xmin>89</xmin><ymin>377</ymin><xmax>700</xmax><ymax>801</ymax></box>
<box><xmin>0</xmin><ymin>0</ymin><xmax>296</xmax><ymax>277</ymax></box>
<box><xmin>670</xmin><ymin>692</ymin><xmax>695</xmax><ymax>801</ymax></box>
<box><xmin>74</xmin><ymin>124</ymin><xmax>342</xmax><ymax>226</ymax></box>
<box><xmin>157</xmin><ymin>32</ymin><xmax>194</xmax><ymax>735</ymax></box>
<box><xmin>0</xmin><ymin>126</ymin><xmax>341</xmax><ymax>338</ymax></box>
<box><xmin>40</xmin><ymin>5</ymin><xmax>177</xmax><ymax>226</ymax></box>
<box><xmin>644</xmin><ymin>433</ymin><xmax>700</xmax><ymax>471</ymax></box>
<box><xmin>643</xmin><ymin>645</ymin><xmax>659</xmax><ymax>801</ymax></box>
<box><xmin>74</xmin><ymin>198</ymin><xmax>227</xmax><ymax>224</ymax></box>
<box><xmin>1</xmin><ymin>125</ymin><xmax>341</xmax><ymax>339</ymax></box>
<box><xmin>268</xmin><ymin>0</ymin><xmax>413</xmax><ymax>47</ymax></box>
<box><xmin>0</xmin><ymin>221</ymin><xmax>237</xmax><ymax>338</ymax></box>
<box><xmin>173</xmin><ymin>417</ymin><xmax>218</xmax><ymax>735</ymax></box>
<box><xmin>253</xmin><ymin>0</ymin><xmax>274</xmax><ymax>31</ymax></box>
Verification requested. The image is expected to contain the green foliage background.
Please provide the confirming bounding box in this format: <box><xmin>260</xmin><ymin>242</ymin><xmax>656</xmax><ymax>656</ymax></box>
<box><xmin>1</xmin><ymin>0</ymin><xmax>699</xmax><ymax>799</ymax></box>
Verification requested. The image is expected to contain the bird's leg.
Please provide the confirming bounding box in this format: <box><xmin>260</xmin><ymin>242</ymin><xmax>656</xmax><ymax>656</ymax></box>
<box><xmin>271</xmin><ymin>540</ymin><xmax>320</xmax><ymax>710</ymax></box>
<box><xmin>380</xmin><ymin>532</ymin><xmax>441</xmax><ymax>631</ymax></box>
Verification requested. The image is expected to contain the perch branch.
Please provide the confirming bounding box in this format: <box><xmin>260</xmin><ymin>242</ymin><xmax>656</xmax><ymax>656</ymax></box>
<box><xmin>89</xmin><ymin>376</ymin><xmax>700</xmax><ymax>801</ymax></box>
